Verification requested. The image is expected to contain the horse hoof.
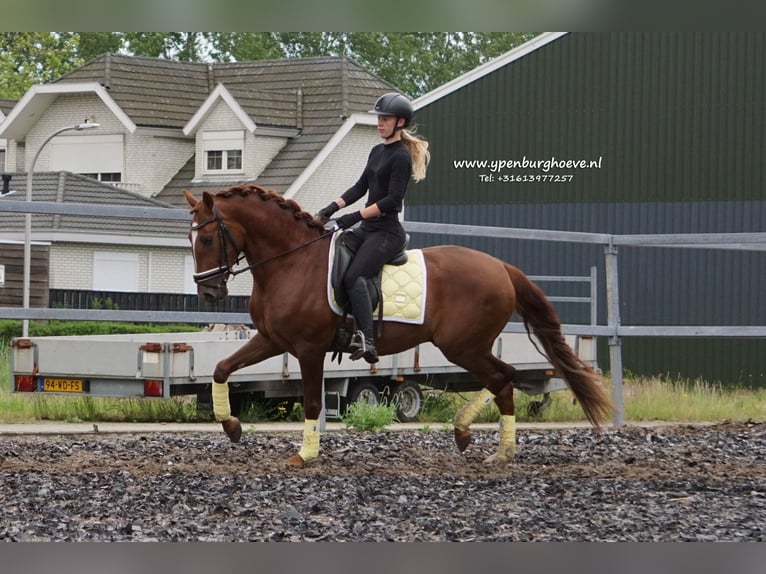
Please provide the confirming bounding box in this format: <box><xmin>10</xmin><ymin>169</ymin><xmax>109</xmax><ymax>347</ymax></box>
<box><xmin>483</xmin><ymin>453</ymin><xmax>507</xmax><ymax>465</ymax></box>
<box><xmin>221</xmin><ymin>417</ymin><xmax>242</xmax><ymax>443</ymax></box>
<box><xmin>483</xmin><ymin>451</ymin><xmax>514</xmax><ymax>465</ymax></box>
<box><xmin>286</xmin><ymin>454</ymin><xmax>305</xmax><ymax>468</ymax></box>
<box><xmin>454</xmin><ymin>428</ymin><xmax>472</xmax><ymax>453</ymax></box>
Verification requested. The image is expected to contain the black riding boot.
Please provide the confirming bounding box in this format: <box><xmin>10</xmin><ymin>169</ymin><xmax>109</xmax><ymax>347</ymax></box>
<box><xmin>347</xmin><ymin>277</ymin><xmax>378</xmax><ymax>363</ymax></box>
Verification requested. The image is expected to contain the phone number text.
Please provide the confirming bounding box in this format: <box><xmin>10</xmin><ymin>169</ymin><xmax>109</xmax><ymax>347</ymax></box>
<box><xmin>479</xmin><ymin>174</ymin><xmax>574</xmax><ymax>183</ymax></box>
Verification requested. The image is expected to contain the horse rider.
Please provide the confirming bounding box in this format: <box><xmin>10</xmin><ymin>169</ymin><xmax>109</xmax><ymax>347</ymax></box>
<box><xmin>315</xmin><ymin>92</ymin><xmax>430</xmax><ymax>363</ymax></box>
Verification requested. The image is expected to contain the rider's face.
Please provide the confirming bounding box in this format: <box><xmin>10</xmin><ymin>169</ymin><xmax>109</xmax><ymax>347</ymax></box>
<box><xmin>377</xmin><ymin>115</ymin><xmax>402</xmax><ymax>140</ymax></box>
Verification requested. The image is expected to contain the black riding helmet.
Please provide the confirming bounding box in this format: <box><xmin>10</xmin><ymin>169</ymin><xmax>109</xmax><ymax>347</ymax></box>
<box><xmin>370</xmin><ymin>92</ymin><xmax>414</xmax><ymax>129</ymax></box>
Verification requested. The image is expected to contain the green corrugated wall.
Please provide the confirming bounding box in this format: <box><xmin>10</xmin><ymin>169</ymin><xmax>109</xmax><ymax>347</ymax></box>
<box><xmin>405</xmin><ymin>32</ymin><xmax>766</xmax><ymax>386</ymax></box>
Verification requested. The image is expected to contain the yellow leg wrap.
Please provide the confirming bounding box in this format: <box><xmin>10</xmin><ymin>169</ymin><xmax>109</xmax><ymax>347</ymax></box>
<box><xmin>212</xmin><ymin>381</ymin><xmax>231</xmax><ymax>422</ymax></box>
<box><xmin>298</xmin><ymin>419</ymin><xmax>320</xmax><ymax>462</ymax></box>
<box><xmin>497</xmin><ymin>414</ymin><xmax>517</xmax><ymax>462</ymax></box>
<box><xmin>454</xmin><ymin>388</ymin><xmax>495</xmax><ymax>431</ymax></box>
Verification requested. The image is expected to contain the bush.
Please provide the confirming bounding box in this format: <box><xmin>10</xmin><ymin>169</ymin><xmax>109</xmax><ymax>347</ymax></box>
<box><xmin>342</xmin><ymin>401</ymin><xmax>397</xmax><ymax>432</ymax></box>
<box><xmin>0</xmin><ymin>320</ymin><xmax>202</xmax><ymax>339</ymax></box>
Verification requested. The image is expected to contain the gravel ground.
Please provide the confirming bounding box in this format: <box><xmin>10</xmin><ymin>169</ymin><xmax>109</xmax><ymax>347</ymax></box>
<box><xmin>1</xmin><ymin>421</ymin><xmax>764</xmax><ymax>542</ymax></box>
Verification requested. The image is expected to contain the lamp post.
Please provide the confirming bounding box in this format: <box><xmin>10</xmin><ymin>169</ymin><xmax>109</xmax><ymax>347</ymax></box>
<box><xmin>22</xmin><ymin>121</ymin><xmax>100</xmax><ymax>337</ymax></box>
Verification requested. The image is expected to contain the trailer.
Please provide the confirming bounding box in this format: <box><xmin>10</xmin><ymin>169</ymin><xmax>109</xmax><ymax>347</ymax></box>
<box><xmin>10</xmin><ymin>326</ymin><xmax>597</xmax><ymax>422</ymax></box>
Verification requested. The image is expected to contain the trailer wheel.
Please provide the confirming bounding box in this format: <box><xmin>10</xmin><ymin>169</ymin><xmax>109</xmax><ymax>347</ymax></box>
<box><xmin>391</xmin><ymin>380</ymin><xmax>424</xmax><ymax>423</ymax></box>
<box><xmin>345</xmin><ymin>381</ymin><xmax>381</xmax><ymax>412</ymax></box>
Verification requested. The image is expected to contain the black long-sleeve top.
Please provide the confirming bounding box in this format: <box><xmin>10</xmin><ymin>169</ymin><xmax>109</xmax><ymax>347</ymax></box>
<box><xmin>340</xmin><ymin>140</ymin><xmax>412</xmax><ymax>232</ymax></box>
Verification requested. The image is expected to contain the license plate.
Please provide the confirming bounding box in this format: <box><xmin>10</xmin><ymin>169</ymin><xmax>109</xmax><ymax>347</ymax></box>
<box><xmin>40</xmin><ymin>378</ymin><xmax>87</xmax><ymax>393</ymax></box>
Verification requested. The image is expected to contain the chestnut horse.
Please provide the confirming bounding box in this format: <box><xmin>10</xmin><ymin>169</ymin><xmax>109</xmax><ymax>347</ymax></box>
<box><xmin>184</xmin><ymin>184</ymin><xmax>613</xmax><ymax>467</ymax></box>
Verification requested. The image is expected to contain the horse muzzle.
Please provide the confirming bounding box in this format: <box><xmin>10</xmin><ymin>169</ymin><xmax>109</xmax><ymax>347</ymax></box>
<box><xmin>198</xmin><ymin>282</ymin><xmax>228</xmax><ymax>304</ymax></box>
<box><xmin>194</xmin><ymin>267</ymin><xmax>230</xmax><ymax>303</ymax></box>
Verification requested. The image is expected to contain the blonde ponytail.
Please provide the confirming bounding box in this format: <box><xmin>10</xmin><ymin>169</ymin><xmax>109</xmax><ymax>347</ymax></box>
<box><xmin>401</xmin><ymin>129</ymin><xmax>430</xmax><ymax>182</ymax></box>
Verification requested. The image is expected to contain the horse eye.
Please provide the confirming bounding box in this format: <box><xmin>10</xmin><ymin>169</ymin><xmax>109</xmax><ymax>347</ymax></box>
<box><xmin>200</xmin><ymin>236</ymin><xmax>214</xmax><ymax>246</ymax></box>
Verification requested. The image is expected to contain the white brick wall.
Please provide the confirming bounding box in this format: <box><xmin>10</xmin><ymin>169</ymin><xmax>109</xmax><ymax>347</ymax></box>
<box><xmin>49</xmin><ymin>243</ymin><xmax>94</xmax><ymax>290</ymax></box>
<box><xmin>292</xmin><ymin>124</ymin><xmax>380</xmax><ymax>215</ymax></box>
<box><xmin>126</xmin><ymin>133</ymin><xmax>193</xmax><ymax>198</ymax></box>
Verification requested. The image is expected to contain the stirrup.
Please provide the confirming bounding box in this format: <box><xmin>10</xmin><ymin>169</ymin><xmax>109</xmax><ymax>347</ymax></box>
<box><xmin>348</xmin><ymin>331</ymin><xmax>379</xmax><ymax>364</ymax></box>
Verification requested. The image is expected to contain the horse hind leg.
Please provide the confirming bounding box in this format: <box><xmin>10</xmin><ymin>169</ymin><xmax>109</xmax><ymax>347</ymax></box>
<box><xmin>447</xmin><ymin>351</ymin><xmax>518</xmax><ymax>463</ymax></box>
<box><xmin>484</xmin><ymin>381</ymin><xmax>517</xmax><ymax>464</ymax></box>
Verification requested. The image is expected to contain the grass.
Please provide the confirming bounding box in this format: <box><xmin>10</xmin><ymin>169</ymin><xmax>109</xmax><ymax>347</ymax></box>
<box><xmin>2</xmin><ymin>335</ymin><xmax>765</xmax><ymax>426</ymax></box>
<box><xmin>417</xmin><ymin>374</ymin><xmax>766</xmax><ymax>425</ymax></box>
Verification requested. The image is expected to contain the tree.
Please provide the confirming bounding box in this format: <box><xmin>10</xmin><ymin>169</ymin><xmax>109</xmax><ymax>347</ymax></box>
<box><xmin>0</xmin><ymin>33</ymin><xmax>82</xmax><ymax>98</ymax></box>
<box><xmin>75</xmin><ymin>32</ymin><xmax>123</xmax><ymax>62</ymax></box>
<box><xmin>0</xmin><ymin>32</ymin><xmax>538</xmax><ymax>100</ymax></box>
<box><xmin>208</xmin><ymin>32</ymin><xmax>283</xmax><ymax>62</ymax></box>
<box><xmin>207</xmin><ymin>32</ymin><xmax>537</xmax><ymax>97</ymax></box>
<box><xmin>123</xmin><ymin>32</ymin><xmax>219</xmax><ymax>62</ymax></box>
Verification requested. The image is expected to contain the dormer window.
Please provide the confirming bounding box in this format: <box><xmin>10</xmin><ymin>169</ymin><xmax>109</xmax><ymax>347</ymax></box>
<box><xmin>203</xmin><ymin>130</ymin><xmax>244</xmax><ymax>173</ymax></box>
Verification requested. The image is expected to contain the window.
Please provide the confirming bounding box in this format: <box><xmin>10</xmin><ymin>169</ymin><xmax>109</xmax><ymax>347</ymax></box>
<box><xmin>202</xmin><ymin>131</ymin><xmax>244</xmax><ymax>173</ymax></box>
<box><xmin>93</xmin><ymin>252</ymin><xmax>138</xmax><ymax>292</ymax></box>
<box><xmin>82</xmin><ymin>172</ymin><xmax>122</xmax><ymax>183</ymax></box>
<box><xmin>50</xmin><ymin>134</ymin><xmax>123</xmax><ymax>179</ymax></box>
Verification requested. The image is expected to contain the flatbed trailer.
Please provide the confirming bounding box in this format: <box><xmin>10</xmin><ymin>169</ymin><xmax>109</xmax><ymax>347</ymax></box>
<box><xmin>10</xmin><ymin>326</ymin><xmax>597</xmax><ymax>421</ymax></box>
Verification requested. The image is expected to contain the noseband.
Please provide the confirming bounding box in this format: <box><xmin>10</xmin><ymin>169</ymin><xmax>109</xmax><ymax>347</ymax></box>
<box><xmin>190</xmin><ymin>204</ymin><xmax>334</xmax><ymax>285</ymax></box>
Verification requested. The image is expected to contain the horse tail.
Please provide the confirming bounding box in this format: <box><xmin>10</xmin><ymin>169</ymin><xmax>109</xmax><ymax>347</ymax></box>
<box><xmin>506</xmin><ymin>264</ymin><xmax>614</xmax><ymax>427</ymax></box>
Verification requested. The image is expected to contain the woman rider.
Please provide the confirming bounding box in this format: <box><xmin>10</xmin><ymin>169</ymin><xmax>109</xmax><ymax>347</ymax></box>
<box><xmin>315</xmin><ymin>92</ymin><xmax>430</xmax><ymax>363</ymax></box>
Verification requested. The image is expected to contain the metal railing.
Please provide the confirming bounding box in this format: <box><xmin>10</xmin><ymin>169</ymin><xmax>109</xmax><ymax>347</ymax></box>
<box><xmin>2</xmin><ymin>198</ymin><xmax>766</xmax><ymax>426</ymax></box>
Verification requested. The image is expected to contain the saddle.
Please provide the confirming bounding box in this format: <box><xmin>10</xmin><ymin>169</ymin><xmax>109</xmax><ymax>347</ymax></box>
<box><xmin>329</xmin><ymin>229</ymin><xmax>409</xmax><ymax>357</ymax></box>
<box><xmin>331</xmin><ymin>229</ymin><xmax>409</xmax><ymax>313</ymax></box>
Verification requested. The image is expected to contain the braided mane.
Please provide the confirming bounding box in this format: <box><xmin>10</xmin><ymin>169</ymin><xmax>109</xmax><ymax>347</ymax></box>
<box><xmin>214</xmin><ymin>184</ymin><xmax>326</xmax><ymax>233</ymax></box>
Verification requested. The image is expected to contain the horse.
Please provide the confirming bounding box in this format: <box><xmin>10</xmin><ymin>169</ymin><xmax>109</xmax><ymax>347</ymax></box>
<box><xmin>184</xmin><ymin>184</ymin><xmax>613</xmax><ymax>467</ymax></box>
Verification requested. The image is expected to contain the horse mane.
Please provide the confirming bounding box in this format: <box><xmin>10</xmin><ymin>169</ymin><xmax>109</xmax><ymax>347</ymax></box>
<box><xmin>214</xmin><ymin>184</ymin><xmax>326</xmax><ymax>233</ymax></box>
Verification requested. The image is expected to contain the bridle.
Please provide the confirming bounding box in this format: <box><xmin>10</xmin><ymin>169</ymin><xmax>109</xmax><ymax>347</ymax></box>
<box><xmin>190</xmin><ymin>204</ymin><xmax>333</xmax><ymax>285</ymax></box>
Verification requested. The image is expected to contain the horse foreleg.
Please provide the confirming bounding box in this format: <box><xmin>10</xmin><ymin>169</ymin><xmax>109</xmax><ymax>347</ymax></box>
<box><xmin>211</xmin><ymin>332</ymin><xmax>283</xmax><ymax>443</ymax></box>
<box><xmin>286</xmin><ymin>354</ymin><xmax>325</xmax><ymax>468</ymax></box>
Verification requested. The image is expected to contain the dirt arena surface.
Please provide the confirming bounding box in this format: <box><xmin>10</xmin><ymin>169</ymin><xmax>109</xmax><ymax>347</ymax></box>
<box><xmin>1</xmin><ymin>421</ymin><xmax>764</xmax><ymax>541</ymax></box>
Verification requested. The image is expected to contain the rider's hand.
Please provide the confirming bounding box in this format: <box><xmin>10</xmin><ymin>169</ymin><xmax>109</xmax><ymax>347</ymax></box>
<box><xmin>314</xmin><ymin>202</ymin><xmax>339</xmax><ymax>223</ymax></box>
<box><xmin>335</xmin><ymin>211</ymin><xmax>363</xmax><ymax>230</ymax></box>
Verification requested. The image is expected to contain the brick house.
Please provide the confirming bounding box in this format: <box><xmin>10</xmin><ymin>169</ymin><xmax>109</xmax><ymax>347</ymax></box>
<box><xmin>0</xmin><ymin>54</ymin><xmax>397</xmax><ymax>301</ymax></box>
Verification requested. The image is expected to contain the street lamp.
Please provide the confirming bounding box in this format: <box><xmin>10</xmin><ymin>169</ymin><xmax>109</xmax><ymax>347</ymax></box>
<box><xmin>22</xmin><ymin>121</ymin><xmax>101</xmax><ymax>337</ymax></box>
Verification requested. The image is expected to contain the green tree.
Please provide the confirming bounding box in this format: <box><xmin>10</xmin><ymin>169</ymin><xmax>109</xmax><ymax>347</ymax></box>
<box><xmin>354</xmin><ymin>32</ymin><xmax>537</xmax><ymax>96</ymax></box>
<box><xmin>75</xmin><ymin>32</ymin><xmax>123</xmax><ymax>62</ymax></box>
<box><xmin>208</xmin><ymin>32</ymin><xmax>283</xmax><ymax>62</ymax></box>
<box><xmin>0</xmin><ymin>32</ymin><xmax>537</xmax><ymax>100</ymax></box>
<box><xmin>345</xmin><ymin>32</ymin><xmax>537</xmax><ymax>96</ymax></box>
<box><xmin>207</xmin><ymin>32</ymin><xmax>536</xmax><ymax>97</ymax></box>
<box><xmin>0</xmin><ymin>32</ymin><xmax>82</xmax><ymax>98</ymax></box>
<box><xmin>123</xmin><ymin>32</ymin><xmax>218</xmax><ymax>62</ymax></box>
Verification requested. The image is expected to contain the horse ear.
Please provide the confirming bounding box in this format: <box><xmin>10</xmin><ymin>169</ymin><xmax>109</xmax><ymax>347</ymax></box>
<box><xmin>183</xmin><ymin>190</ymin><xmax>198</xmax><ymax>208</ymax></box>
<box><xmin>202</xmin><ymin>191</ymin><xmax>215</xmax><ymax>211</ymax></box>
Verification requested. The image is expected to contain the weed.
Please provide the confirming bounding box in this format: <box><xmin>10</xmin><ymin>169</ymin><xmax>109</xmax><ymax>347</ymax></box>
<box><xmin>342</xmin><ymin>401</ymin><xmax>397</xmax><ymax>432</ymax></box>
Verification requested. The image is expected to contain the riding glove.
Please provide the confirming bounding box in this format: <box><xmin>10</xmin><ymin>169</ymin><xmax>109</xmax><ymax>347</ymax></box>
<box><xmin>315</xmin><ymin>201</ymin><xmax>340</xmax><ymax>223</ymax></box>
<box><xmin>335</xmin><ymin>211</ymin><xmax>363</xmax><ymax>229</ymax></box>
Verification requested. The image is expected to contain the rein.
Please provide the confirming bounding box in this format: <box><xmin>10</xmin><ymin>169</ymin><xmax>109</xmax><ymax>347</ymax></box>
<box><xmin>230</xmin><ymin>230</ymin><xmax>333</xmax><ymax>277</ymax></box>
<box><xmin>191</xmin><ymin>204</ymin><xmax>333</xmax><ymax>284</ymax></box>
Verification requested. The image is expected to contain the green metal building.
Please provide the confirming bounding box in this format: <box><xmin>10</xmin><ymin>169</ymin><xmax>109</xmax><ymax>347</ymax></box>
<box><xmin>405</xmin><ymin>32</ymin><xmax>766</xmax><ymax>386</ymax></box>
